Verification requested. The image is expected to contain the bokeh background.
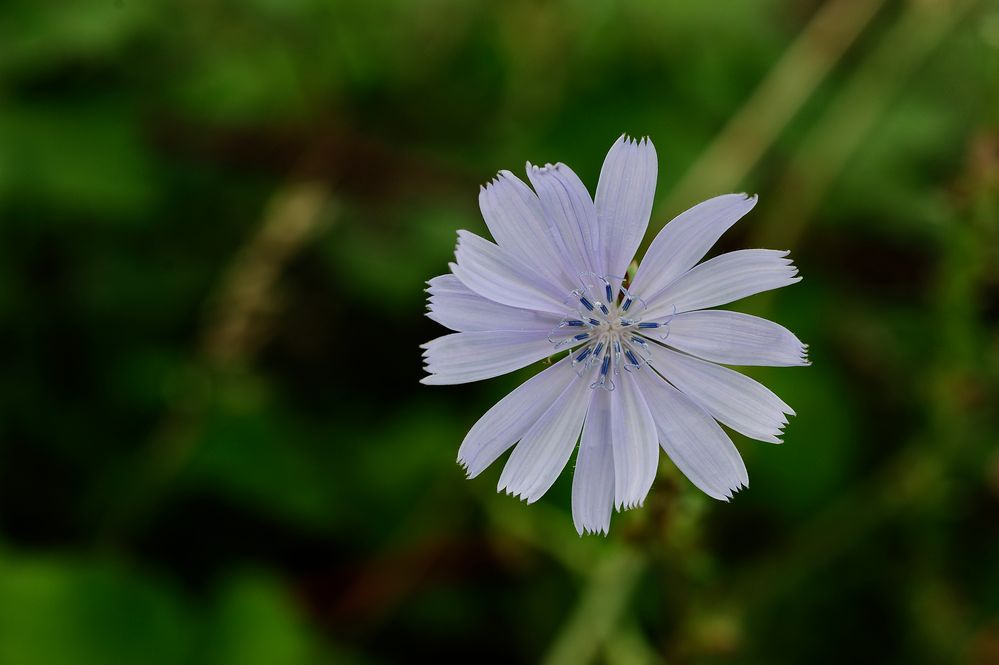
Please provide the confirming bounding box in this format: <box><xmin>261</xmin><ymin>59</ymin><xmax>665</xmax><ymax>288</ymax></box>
<box><xmin>1</xmin><ymin>0</ymin><xmax>998</xmax><ymax>663</ymax></box>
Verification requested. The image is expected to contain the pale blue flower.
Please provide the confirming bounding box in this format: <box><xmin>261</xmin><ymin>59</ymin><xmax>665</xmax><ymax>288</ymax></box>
<box><xmin>422</xmin><ymin>136</ymin><xmax>808</xmax><ymax>535</ymax></box>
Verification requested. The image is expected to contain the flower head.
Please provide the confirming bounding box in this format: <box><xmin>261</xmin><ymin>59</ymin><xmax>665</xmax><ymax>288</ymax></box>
<box><xmin>422</xmin><ymin>135</ymin><xmax>808</xmax><ymax>535</ymax></box>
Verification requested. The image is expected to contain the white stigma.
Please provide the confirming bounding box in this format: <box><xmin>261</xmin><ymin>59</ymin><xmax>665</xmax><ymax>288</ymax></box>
<box><xmin>547</xmin><ymin>273</ymin><xmax>672</xmax><ymax>391</ymax></box>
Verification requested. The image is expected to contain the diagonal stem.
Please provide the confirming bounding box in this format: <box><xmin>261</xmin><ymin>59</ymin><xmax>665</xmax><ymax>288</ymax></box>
<box><xmin>662</xmin><ymin>0</ymin><xmax>890</xmax><ymax>218</ymax></box>
<box><xmin>95</xmin><ymin>182</ymin><xmax>332</xmax><ymax>547</ymax></box>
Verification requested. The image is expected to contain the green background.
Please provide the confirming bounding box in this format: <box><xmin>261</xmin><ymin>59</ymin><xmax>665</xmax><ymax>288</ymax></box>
<box><xmin>1</xmin><ymin>0</ymin><xmax>998</xmax><ymax>663</ymax></box>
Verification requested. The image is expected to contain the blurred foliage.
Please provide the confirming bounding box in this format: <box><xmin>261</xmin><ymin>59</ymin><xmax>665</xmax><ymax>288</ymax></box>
<box><xmin>1</xmin><ymin>0</ymin><xmax>998</xmax><ymax>663</ymax></box>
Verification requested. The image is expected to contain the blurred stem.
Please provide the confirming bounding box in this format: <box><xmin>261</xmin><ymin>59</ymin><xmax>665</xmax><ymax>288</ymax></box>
<box><xmin>754</xmin><ymin>0</ymin><xmax>977</xmax><ymax>248</ymax></box>
<box><xmin>95</xmin><ymin>182</ymin><xmax>331</xmax><ymax>547</ymax></box>
<box><xmin>604</xmin><ymin>619</ymin><xmax>667</xmax><ymax>665</ymax></box>
<box><xmin>199</xmin><ymin>183</ymin><xmax>332</xmax><ymax>366</ymax></box>
<box><xmin>663</xmin><ymin>0</ymin><xmax>888</xmax><ymax>217</ymax></box>
<box><xmin>541</xmin><ymin>548</ymin><xmax>645</xmax><ymax>665</ymax></box>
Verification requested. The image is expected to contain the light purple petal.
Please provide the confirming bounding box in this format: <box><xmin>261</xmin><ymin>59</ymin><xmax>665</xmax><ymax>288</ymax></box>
<box><xmin>421</xmin><ymin>330</ymin><xmax>554</xmax><ymax>385</ymax></box>
<box><xmin>458</xmin><ymin>356</ymin><xmax>577</xmax><ymax>478</ymax></box>
<box><xmin>595</xmin><ymin>135</ymin><xmax>657</xmax><ymax>288</ymax></box>
<box><xmin>663</xmin><ymin>310</ymin><xmax>809</xmax><ymax>367</ymax></box>
<box><xmin>609</xmin><ymin>370</ymin><xmax>659</xmax><ymax>510</ymax></box>
<box><xmin>646</xmin><ymin>343</ymin><xmax>794</xmax><ymax>443</ymax></box>
<box><xmin>498</xmin><ymin>372</ymin><xmax>591</xmax><ymax>503</ymax></box>
<box><xmin>451</xmin><ymin>231</ymin><xmax>566</xmax><ymax>313</ymax></box>
<box><xmin>426</xmin><ymin>274</ymin><xmax>563</xmax><ymax>333</ymax></box>
<box><xmin>644</xmin><ymin>249</ymin><xmax>800</xmax><ymax>319</ymax></box>
<box><xmin>526</xmin><ymin>162</ymin><xmax>603</xmax><ymax>278</ymax></box>
<box><xmin>479</xmin><ymin>171</ymin><xmax>577</xmax><ymax>292</ymax></box>
<box><xmin>634</xmin><ymin>368</ymin><xmax>748</xmax><ymax>500</ymax></box>
<box><xmin>571</xmin><ymin>389</ymin><xmax>615</xmax><ymax>535</ymax></box>
<box><xmin>630</xmin><ymin>193</ymin><xmax>758</xmax><ymax>299</ymax></box>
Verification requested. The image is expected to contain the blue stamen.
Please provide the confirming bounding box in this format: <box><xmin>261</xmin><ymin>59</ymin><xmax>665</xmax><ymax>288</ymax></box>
<box><xmin>600</xmin><ymin>355</ymin><xmax>610</xmax><ymax>376</ymax></box>
<box><xmin>593</xmin><ymin>342</ymin><xmax>605</xmax><ymax>356</ymax></box>
<box><xmin>638</xmin><ymin>322</ymin><xmax>660</xmax><ymax>329</ymax></box>
<box><xmin>625</xmin><ymin>349</ymin><xmax>639</xmax><ymax>366</ymax></box>
<box><xmin>563</xmin><ymin>319</ymin><xmax>584</xmax><ymax>327</ymax></box>
<box><xmin>575</xmin><ymin>347</ymin><xmax>592</xmax><ymax>363</ymax></box>
<box><xmin>574</xmin><ymin>333</ymin><xmax>590</xmax><ymax>341</ymax></box>
<box><xmin>579</xmin><ymin>297</ymin><xmax>594</xmax><ymax>311</ymax></box>
<box><xmin>605</xmin><ymin>283</ymin><xmax>613</xmax><ymax>302</ymax></box>
<box><xmin>598</xmin><ymin>302</ymin><xmax>610</xmax><ymax>315</ymax></box>
<box><xmin>588</xmin><ymin>318</ymin><xmax>601</xmax><ymax>327</ymax></box>
<box><xmin>622</xmin><ymin>297</ymin><xmax>633</xmax><ymax>312</ymax></box>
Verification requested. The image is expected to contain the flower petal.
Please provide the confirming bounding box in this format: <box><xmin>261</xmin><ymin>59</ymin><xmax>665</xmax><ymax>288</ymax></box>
<box><xmin>610</xmin><ymin>370</ymin><xmax>659</xmax><ymax>510</ymax></box>
<box><xmin>663</xmin><ymin>310</ymin><xmax>809</xmax><ymax>367</ymax></box>
<box><xmin>451</xmin><ymin>230</ymin><xmax>566</xmax><ymax>313</ymax></box>
<box><xmin>421</xmin><ymin>330</ymin><xmax>555</xmax><ymax>385</ymax></box>
<box><xmin>630</xmin><ymin>193</ymin><xmax>758</xmax><ymax>299</ymax></box>
<box><xmin>458</xmin><ymin>356</ymin><xmax>577</xmax><ymax>478</ymax></box>
<box><xmin>646</xmin><ymin>343</ymin><xmax>794</xmax><ymax>443</ymax></box>
<box><xmin>645</xmin><ymin>249</ymin><xmax>800</xmax><ymax>319</ymax></box>
<box><xmin>498</xmin><ymin>371</ymin><xmax>591</xmax><ymax>503</ymax></box>
<box><xmin>634</xmin><ymin>368</ymin><xmax>748</xmax><ymax>500</ymax></box>
<box><xmin>426</xmin><ymin>274</ymin><xmax>563</xmax><ymax>333</ymax></box>
<box><xmin>526</xmin><ymin>162</ymin><xmax>603</xmax><ymax>277</ymax></box>
<box><xmin>571</xmin><ymin>389</ymin><xmax>615</xmax><ymax>535</ymax></box>
<box><xmin>595</xmin><ymin>135</ymin><xmax>657</xmax><ymax>287</ymax></box>
<box><xmin>479</xmin><ymin>171</ymin><xmax>577</xmax><ymax>292</ymax></box>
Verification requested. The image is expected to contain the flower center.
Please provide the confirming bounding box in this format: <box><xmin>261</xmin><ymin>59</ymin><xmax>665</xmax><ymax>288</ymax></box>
<box><xmin>548</xmin><ymin>273</ymin><xmax>669</xmax><ymax>391</ymax></box>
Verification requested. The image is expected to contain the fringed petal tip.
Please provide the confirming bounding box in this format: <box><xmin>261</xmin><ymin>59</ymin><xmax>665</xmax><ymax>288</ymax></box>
<box><xmin>615</xmin><ymin>133</ymin><xmax>654</xmax><ymax>148</ymax></box>
<box><xmin>525</xmin><ymin>161</ymin><xmax>571</xmax><ymax>176</ymax></box>
<box><xmin>575</xmin><ymin>524</ymin><xmax>610</xmax><ymax>537</ymax></box>
<box><xmin>497</xmin><ymin>484</ymin><xmax>543</xmax><ymax>505</ymax></box>
<box><xmin>754</xmin><ymin>427</ymin><xmax>785</xmax><ymax>445</ymax></box>
<box><xmin>456</xmin><ymin>451</ymin><xmax>492</xmax><ymax>480</ymax></box>
<box><xmin>719</xmin><ymin>480</ymin><xmax>750</xmax><ymax>502</ymax></box>
<box><xmin>767</xmin><ymin>424</ymin><xmax>788</xmax><ymax>444</ymax></box>
<box><xmin>615</xmin><ymin>498</ymin><xmax>646</xmax><ymax>512</ymax></box>
<box><xmin>799</xmin><ymin>343</ymin><xmax>812</xmax><ymax>366</ymax></box>
<box><xmin>479</xmin><ymin>169</ymin><xmax>519</xmax><ymax>191</ymax></box>
<box><xmin>456</xmin><ymin>457</ymin><xmax>475</xmax><ymax>480</ymax></box>
<box><xmin>528</xmin><ymin>157</ymin><xmax>588</xmax><ymax>177</ymax></box>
